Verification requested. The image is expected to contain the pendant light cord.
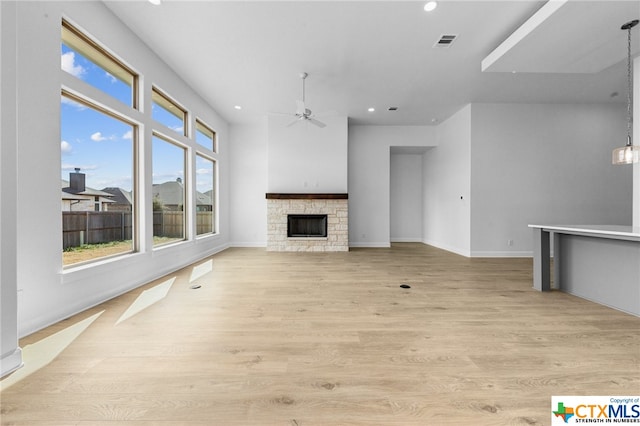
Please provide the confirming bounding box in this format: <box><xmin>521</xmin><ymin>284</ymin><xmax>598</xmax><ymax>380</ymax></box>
<box><xmin>627</xmin><ymin>24</ymin><xmax>633</xmax><ymax>146</ymax></box>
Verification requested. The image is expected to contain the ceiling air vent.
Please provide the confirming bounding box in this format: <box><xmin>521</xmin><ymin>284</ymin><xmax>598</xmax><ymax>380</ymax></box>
<box><xmin>434</xmin><ymin>34</ymin><xmax>457</xmax><ymax>48</ymax></box>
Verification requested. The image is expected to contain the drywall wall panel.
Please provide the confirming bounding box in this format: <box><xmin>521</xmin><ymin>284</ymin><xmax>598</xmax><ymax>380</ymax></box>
<box><xmin>267</xmin><ymin>114</ymin><xmax>348</xmax><ymax>193</ymax></box>
<box><xmin>349</xmin><ymin>125</ymin><xmax>434</xmax><ymax>247</ymax></box>
<box><xmin>470</xmin><ymin>103</ymin><xmax>631</xmax><ymax>256</ymax></box>
<box><xmin>229</xmin><ymin>122</ymin><xmax>268</xmax><ymax>246</ymax></box>
<box><xmin>390</xmin><ymin>154</ymin><xmax>423</xmax><ymax>242</ymax></box>
<box><xmin>422</xmin><ymin>105</ymin><xmax>472</xmax><ymax>256</ymax></box>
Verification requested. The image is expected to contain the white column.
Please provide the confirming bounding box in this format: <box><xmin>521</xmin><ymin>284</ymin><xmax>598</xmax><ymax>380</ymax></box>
<box><xmin>0</xmin><ymin>1</ymin><xmax>23</xmax><ymax>378</ymax></box>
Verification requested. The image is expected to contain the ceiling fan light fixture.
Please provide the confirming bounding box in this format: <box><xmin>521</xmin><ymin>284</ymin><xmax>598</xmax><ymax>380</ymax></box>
<box><xmin>424</xmin><ymin>1</ymin><xmax>438</xmax><ymax>12</ymax></box>
<box><xmin>612</xmin><ymin>19</ymin><xmax>640</xmax><ymax>165</ymax></box>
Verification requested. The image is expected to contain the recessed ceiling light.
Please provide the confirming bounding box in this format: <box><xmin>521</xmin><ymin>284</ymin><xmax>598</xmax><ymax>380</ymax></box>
<box><xmin>148</xmin><ymin>0</ymin><xmax>161</xmax><ymax>5</ymax></box>
<box><xmin>424</xmin><ymin>1</ymin><xmax>437</xmax><ymax>12</ymax></box>
<box><xmin>368</xmin><ymin>107</ymin><xmax>375</xmax><ymax>112</ymax></box>
<box><xmin>234</xmin><ymin>105</ymin><xmax>242</xmax><ymax>110</ymax></box>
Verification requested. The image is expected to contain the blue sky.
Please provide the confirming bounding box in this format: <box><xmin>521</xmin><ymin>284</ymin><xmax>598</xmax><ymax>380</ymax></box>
<box><xmin>61</xmin><ymin>44</ymin><xmax>213</xmax><ymax>194</ymax></box>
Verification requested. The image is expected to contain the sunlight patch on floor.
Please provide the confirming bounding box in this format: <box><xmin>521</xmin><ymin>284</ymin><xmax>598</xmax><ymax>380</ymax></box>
<box><xmin>115</xmin><ymin>277</ymin><xmax>175</xmax><ymax>325</ymax></box>
<box><xmin>189</xmin><ymin>259</ymin><xmax>212</xmax><ymax>283</ymax></box>
<box><xmin>0</xmin><ymin>310</ymin><xmax>104</xmax><ymax>391</ymax></box>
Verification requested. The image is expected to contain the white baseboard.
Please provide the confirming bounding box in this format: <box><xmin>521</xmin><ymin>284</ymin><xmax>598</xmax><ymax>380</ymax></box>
<box><xmin>229</xmin><ymin>242</ymin><xmax>267</xmax><ymax>248</ymax></box>
<box><xmin>1</xmin><ymin>348</ymin><xmax>23</xmax><ymax>379</ymax></box>
<box><xmin>390</xmin><ymin>238</ymin><xmax>423</xmax><ymax>243</ymax></box>
<box><xmin>470</xmin><ymin>250</ymin><xmax>533</xmax><ymax>258</ymax></box>
<box><xmin>422</xmin><ymin>239</ymin><xmax>470</xmax><ymax>257</ymax></box>
<box><xmin>349</xmin><ymin>242</ymin><xmax>391</xmax><ymax>248</ymax></box>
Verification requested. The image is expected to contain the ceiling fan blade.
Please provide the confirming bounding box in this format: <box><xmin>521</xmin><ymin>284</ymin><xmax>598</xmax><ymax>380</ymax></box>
<box><xmin>308</xmin><ymin>117</ymin><xmax>326</xmax><ymax>128</ymax></box>
<box><xmin>286</xmin><ymin>117</ymin><xmax>302</xmax><ymax>127</ymax></box>
<box><xmin>295</xmin><ymin>100</ymin><xmax>306</xmax><ymax>115</ymax></box>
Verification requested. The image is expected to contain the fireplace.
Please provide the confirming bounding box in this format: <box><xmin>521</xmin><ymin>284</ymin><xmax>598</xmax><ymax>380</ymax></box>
<box><xmin>266</xmin><ymin>193</ymin><xmax>348</xmax><ymax>252</ymax></box>
<box><xmin>288</xmin><ymin>214</ymin><xmax>327</xmax><ymax>238</ymax></box>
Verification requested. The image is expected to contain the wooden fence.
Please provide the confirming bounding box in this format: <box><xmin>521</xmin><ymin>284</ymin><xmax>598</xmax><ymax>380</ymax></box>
<box><xmin>63</xmin><ymin>211</ymin><xmax>214</xmax><ymax>249</ymax></box>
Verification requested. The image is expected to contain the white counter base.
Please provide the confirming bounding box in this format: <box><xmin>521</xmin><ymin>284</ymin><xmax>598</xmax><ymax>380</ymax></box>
<box><xmin>529</xmin><ymin>225</ymin><xmax>640</xmax><ymax>316</ymax></box>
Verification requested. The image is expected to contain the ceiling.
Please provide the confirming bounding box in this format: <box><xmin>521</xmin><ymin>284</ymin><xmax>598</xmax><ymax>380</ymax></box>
<box><xmin>104</xmin><ymin>0</ymin><xmax>640</xmax><ymax>126</ymax></box>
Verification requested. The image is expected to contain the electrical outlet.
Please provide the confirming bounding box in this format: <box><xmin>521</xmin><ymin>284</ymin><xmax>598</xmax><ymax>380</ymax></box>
<box><xmin>507</xmin><ymin>239</ymin><xmax>514</xmax><ymax>246</ymax></box>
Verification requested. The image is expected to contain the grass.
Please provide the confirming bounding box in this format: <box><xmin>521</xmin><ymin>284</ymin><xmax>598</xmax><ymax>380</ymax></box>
<box><xmin>63</xmin><ymin>237</ymin><xmax>183</xmax><ymax>265</ymax></box>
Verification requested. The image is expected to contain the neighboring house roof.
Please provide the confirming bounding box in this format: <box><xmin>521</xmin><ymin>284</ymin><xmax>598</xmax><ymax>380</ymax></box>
<box><xmin>196</xmin><ymin>191</ymin><xmax>212</xmax><ymax>206</ymax></box>
<box><xmin>61</xmin><ymin>179</ymin><xmax>114</xmax><ymax>198</ymax></box>
<box><xmin>153</xmin><ymin>181</ymin><xmax>184</xmax><ymax>206</ymax></box>
<box><xmin>61</xmin><ymin>191</ymin><xmax>91</xmax><ymax>201</ymax></box>
<box><xmin>153</xmin><ymin>180</ymin><xmax>212</xmax><ymax>206</ymax></box>
<box><xmin>102</xmin><ymin>187</ymin><xmax>133</xmax><ymax>205</ymax></box>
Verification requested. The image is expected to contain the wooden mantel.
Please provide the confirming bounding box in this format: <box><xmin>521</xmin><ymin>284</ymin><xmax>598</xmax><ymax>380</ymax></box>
<box><xmin>266</xmin><ymin>193</ymin><xmax>348</xmax><ymax>200</ymax></box>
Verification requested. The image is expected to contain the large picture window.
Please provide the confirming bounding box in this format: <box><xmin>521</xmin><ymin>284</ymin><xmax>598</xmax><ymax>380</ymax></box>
<box><xmin>60</xmin><ymin>19</ymin><xmax>220</xmax><ymax>268</ymax></box>
<box><xmin>61</xmin><ymin>94</ymin><xmax>136</xmax><ymax>266</ymax></box>
<box><xmin>152</xmin><ymin>135</ymin><xmax>187</xmax><ymax>246</ymax></box>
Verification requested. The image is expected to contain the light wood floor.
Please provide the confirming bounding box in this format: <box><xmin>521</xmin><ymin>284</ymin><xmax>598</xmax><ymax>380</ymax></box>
<box><xmin>1</xmin><ymin>244</ymin><xmax>639</xmax><ymax>425</ymax></box>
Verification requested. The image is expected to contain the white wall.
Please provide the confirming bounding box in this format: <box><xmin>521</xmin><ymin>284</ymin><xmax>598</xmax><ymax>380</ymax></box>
<box><xmin>0</xmin><ymin>1</ymin><xmax>23</xmax><ymax>377</ymax></box>
<box><xmin>422</xmin><ymin>105</ymin><xmax>472</xmax><ymax>256</ymax></box>
<box><xmin>349</xmin><ymin>126</ymin><xmax>435</xmax><ymax>247</ymax></box>
<box><xmin>267</xmin><ymin>114</ymin><xmax>348</xmax><ymax>193</ymax></box>
<box><xmin>229</xmin><ymin>121</ymin><xmax>268</xmax><ymax>246</ymax></box>
<box><xmin>390</xmin><ymin>153</ymin><xmax>423</xmax><ymax>242</ymax></box>
<box><xmin>11</xmin><ymin>1</ymin><xmax>230</xmax><ymax>337</ymax></box>
<box><xmin>470</xmin><ymin>103</ymin><xmax>632</xmax><ymax>256</ymax></box>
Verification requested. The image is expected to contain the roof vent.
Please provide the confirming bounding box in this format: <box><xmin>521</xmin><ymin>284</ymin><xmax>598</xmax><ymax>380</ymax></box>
<box><xmin>434</xmin><ymin>34</ymin><xmax>457</xmax><ymax>48</ymax></box>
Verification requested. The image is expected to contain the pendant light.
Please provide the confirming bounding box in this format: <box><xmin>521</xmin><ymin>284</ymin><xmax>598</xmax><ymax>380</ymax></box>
<box><xmin>612</xmin><ymin>19</ymin><xmax>640</xmax><ymax>165</ymax></box>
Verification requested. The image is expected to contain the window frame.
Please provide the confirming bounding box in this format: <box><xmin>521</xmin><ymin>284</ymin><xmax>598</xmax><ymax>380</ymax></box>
<box><xmin>60</xmin><ymin>90</ymin><xmax>140</xmax><ymax>268</ymax></box>
<box><xmin>195</xmin><ymin>118</ymin><xmax>217</xmax><ymax>153</ymax></box>
<box><xmin>62</xmin><ymin>19</ymin><xmax>138</xmax><ymax>109</ymax></box>
<box><xmin>194</xmin><ymin>153</ymin><xmax>217</xmax><ymax>237</ymax></box>
<box><xmin>152</xmin><ymin>87</ymin><xmax>188</xmax><ymax>137</ymax></box>
<box><xmin>151</xmin><ymin>132</ymin><xmax>189</xmax><ymax>248</ymax></box>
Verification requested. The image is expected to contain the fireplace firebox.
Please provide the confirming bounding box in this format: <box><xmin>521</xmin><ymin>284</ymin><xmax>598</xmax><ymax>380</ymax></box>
<box><xmin>287</xmin><ymin>214</ymin><xmax>328</xmax><ymax>238</ymax></box>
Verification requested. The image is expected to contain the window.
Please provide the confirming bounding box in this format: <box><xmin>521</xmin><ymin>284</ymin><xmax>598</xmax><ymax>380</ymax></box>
<box><xmin>152</xmin><ymin>88</ymin><xmax>187</xmax><ymax>136</ymax></box>
<box><xmin>195</xmin><ymin>154</ymin><xmax>216</xmax><ymax>235</ymax></box>
<box><xmin>61</xmin><ymin>94</ymin><xmax>136</xmax><ymax>266</ymax></box>
<box><xmin>61</xmin><ymin>21</ymin><xmax>137</xmax><ymax>108</ymax></box>
<box><xmin>196</xmin><ymin>119</ymin><xmax>217</xmax><ymax>152</ymax></box>
<box><xmin>152</xmin><ymin>135</ymin><xmax>187</xmax><ymax>246</ymax></box>
<box><xmin>60</xmin><ymin>20</ymin><xmax>222</xmax><ymax>266</ymax></box>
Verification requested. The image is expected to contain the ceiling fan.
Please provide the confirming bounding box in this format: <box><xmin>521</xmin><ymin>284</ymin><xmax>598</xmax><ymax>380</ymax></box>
<box><xmin>286</xmin><ymin>72</ymin><xmax>326</xmax><ymax>128</ymax></box>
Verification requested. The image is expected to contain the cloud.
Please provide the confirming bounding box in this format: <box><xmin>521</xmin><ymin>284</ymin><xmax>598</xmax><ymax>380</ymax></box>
<box><xmin>105</xmin><ymin>71</ymin><xmax>117</xmax><ymax>84</ymax></box>
<box><xmin>196</xmin><ymin>168</ymin><xmax>212</xmax><ymax>175</ymax></box>
<box><xmin>122</xmin><ymin>130</ymin><xmax>133</xmax><ymax>140</ymax></box>
<box><xmin>61</xmin><ymin>140</ymin><xmax>72</xmax><ymax>154</ymax></box>
<box><xmin>61</xmin><ymin>51</ymin><xmax>85</xmax><ymax>78</ymax></box>
<box><xmin>91</xmin><ymin>132</ymin><xmax>107</xmax><ymax>142</ymax></box>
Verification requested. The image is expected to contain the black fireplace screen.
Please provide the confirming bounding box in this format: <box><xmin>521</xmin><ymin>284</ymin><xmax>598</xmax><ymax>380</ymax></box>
<box><xmin>287</xmin><ymin>214</ymin><xmax>328</xmax><ymax>238</ymax></box>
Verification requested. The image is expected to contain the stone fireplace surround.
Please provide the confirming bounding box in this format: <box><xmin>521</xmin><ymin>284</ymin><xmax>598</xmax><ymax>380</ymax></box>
<box><xmin>266</xmin><ymin>193</ymin><xmax>348</xmax><ymax>252</ymax></box>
